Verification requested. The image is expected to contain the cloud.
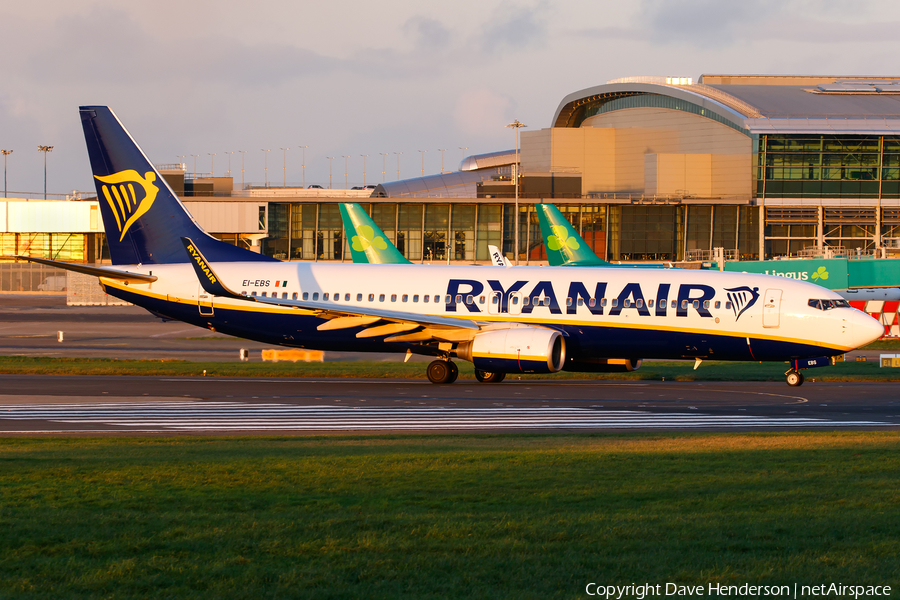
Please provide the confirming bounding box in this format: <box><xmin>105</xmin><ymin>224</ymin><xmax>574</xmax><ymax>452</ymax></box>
<box><xmin>9</xmin><ymin>7</ymin><xmax>342</xmax><ymax>89</ymax></box>
<box><xmin>608</xmin><ymin>0</ymin><xmax>900</xmax><ymax>48</ymax></box>
<box><xmin>638</xmin><ymin>0</ymin><xmax>781</xmax><ymax>46</ymax></box>
<box><xmin>403</xmin><ymin>16</ymin><xmax>452</xmax><ymax>52</ymax></box>
<box><xmin>479</xmin><ymin>2</ymin><xmax>549</xmax><ymax>55</ymax></box>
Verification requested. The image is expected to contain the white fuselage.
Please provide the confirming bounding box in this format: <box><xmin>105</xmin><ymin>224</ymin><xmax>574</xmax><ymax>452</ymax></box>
<box><xmin>100</xmin><ymin>262</ymin><xmax>884</xmax><ymax>362</ymax></box>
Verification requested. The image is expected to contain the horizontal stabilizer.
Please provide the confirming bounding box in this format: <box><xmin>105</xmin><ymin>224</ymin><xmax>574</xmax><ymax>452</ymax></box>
<box><xmin>13</xmin><ymin>256</ymin><xmax>157</xmax><ymax>283</ymax></box>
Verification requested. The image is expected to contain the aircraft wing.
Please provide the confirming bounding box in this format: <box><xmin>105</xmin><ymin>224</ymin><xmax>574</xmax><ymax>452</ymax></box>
<box><xmin>11</xmin><ymin>256</ymin><xmax>158</xmax><ymax>283</ymax></box>
<box><xmin>181</xmin><ymin>237</ymin><xmax>481</xmax><ymax>343</ymax></box>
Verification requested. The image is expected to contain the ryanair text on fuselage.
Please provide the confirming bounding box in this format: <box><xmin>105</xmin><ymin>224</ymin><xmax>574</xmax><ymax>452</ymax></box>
<box><xmin>441</xmin><ymin>278</ymin><xmax>759</xmax><ymax>320</ymax></box>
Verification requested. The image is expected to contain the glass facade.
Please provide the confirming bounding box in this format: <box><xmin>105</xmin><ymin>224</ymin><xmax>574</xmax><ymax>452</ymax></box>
<box><xmin>0</xmin><ymin>233</ymin><xmax>86</xmax><ymax>261</ymax></box>
<box><xmin>757</xmin><ymin>135</ymin><xmax>900</xmax><ymax>199</ymax></box>
<box><xmin>257</xmin><ymin>202</ymin><xmax>767</xmax><ymax>263</ymax></box>
<box><xmin>754</xmin><ymin>134</ymin><xmax>900</xmax><ymax>256</ymax></box>
<box><xmin>610</xmin><ymin>205</ymin><xmax>682</xmax><ymax>261</ymax></box>
<box><xmin>262</xmin><ymin>203</ymin><xmax>514</xmax><ymax>263</ymax></box>
<box><xmin>423</xmin><ymin>204</ymin><xmax>449</xmax><ymax>261</ymax></box>
<box><xmin>581</xmin><ymin>93</ymin><xmax>749</xmax><ymax>135</ymax></box>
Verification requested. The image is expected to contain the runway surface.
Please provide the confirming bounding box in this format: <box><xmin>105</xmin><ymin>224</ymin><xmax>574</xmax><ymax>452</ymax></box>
<box><xmin>2</xmin><ymin>295</ymin><xmax>899</xmax><ymax>435</ymax></box>
<box><xmin>1</xmin><ymin>375</ymin><xmax>898</xmax><ymax>434</ymax></box>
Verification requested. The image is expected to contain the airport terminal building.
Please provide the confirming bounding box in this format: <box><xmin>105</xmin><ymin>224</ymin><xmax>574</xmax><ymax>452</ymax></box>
<box><xmin>4</xmin><ymin>74</ymin><xmax>900</xmax><ymax>270</ymax></box>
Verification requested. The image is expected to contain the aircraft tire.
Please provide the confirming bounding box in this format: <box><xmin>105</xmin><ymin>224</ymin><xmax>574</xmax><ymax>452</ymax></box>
<box><xmin>786</xmin><ymin>370</ymin><xmax>804</xmax><ymax>387</ymax></box>
<box><xmin>475</xmin><ymin>369</ymin><xmax>506</xmax><ymax>383</ymax></box>
<box><xmin>427</xmin><ymin>360</ymin><xmax>453</xmax><ymax>384</ymax></box>
<box><xmin>447</xmin><ymin>362</ymin><xmax>459</xmax><ymax>384</ymax></box>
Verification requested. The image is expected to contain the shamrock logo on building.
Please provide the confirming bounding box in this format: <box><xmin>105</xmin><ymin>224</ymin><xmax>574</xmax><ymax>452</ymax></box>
<box><xmin>547</xmin><ymin>225</ymin><xmax>580</xmax><ymax>252</ymax></box>
<box><xmin>811</xmin><ymin>266</ymin><xmax>829</xmax><ymax>281</ymax></box>
<box><xmin>351</xmin><ymin>225</ymin><xmax>388</xmax><ymax>252</ymax></box>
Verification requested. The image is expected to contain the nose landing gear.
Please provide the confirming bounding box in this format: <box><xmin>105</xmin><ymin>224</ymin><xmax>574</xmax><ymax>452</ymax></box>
<box><xmin>785</xmin><ymin>370</ymin><xmax>805</xmax><ymax>387</ymax></box>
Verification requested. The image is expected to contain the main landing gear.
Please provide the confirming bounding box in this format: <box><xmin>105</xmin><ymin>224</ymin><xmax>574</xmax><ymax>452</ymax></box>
<box><xmin>785</xmin><ymin>370</ymin><xmax>805</xmax><ymax>387</ymax></box>
<box><xmin>474</xmin><ymin>369</ymin><xmax>506</xmax><ymax>383</ymax></box>
<box><xmin>426</xmin><ymin>359</ymin><xmax>458</xmax><ymax>384</ymax></box>
<box><xmin>425</xmin><ymin>360</ymin><xmax>506</xmax><ymax>384</ymax></box>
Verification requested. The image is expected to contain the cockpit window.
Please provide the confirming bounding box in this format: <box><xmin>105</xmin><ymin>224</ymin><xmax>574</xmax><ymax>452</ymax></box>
<box><xmin>808</xmin><ymin>298</ymin><xmax>851</xmax><ymax>311</ymax></box>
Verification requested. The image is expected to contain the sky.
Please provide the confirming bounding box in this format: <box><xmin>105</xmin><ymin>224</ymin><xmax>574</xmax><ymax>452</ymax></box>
<box><xmin>2</xmin><ymin>0</ymin><xmax>900</xmax><ymax>194</ymax></box>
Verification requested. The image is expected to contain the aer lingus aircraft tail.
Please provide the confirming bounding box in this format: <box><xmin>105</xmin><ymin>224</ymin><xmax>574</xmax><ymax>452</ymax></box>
<box><xmin>535</xmin><ymin>203</ymin><xmax>608</xmax><ymax>267</ymax></box>
<box><xmin>339</xmin><ymin>203</ymin><xmax>411</xmax><ymax>264</ymax></box>
<box><xmin>79</xmin><ymin>106</ymin><xmax>275</xmax><ymax>265</ymax></box>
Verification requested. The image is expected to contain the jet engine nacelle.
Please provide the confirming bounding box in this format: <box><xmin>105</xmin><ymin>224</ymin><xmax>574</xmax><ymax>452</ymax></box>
<box><xmin>456</xmin><ymin>327</ymin><xmax>566</xmax><ymax>373</ymax></box>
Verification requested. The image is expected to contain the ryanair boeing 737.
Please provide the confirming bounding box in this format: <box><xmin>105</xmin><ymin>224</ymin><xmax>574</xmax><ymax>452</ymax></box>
<box><xmin>17</xmin><ymin>107</ymin><xmax>885</xmax><ymax>386</ymax></box>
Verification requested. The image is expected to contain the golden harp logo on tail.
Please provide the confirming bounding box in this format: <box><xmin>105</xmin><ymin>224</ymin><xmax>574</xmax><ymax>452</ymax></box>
<box><xmin>94</xmin><ymin>170</ymin><xmax>159</xmax><ymax>241</ymax></box>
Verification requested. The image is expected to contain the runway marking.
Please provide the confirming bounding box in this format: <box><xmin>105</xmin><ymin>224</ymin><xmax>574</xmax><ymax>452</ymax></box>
<box><xmin>150</xmin><ymin>328</ymin><xmax>203</xmax><ymax>338</ymax></box>
<box><xmin>0</xmin><ymin>401</ymin><xmax>893</xmax><ymax>432</ymax></box>
<box><xmin>158</xmin><ymin>378</ymin><xmax>652</xmax><ymax>387</ymax></box>
<box><xmin>699</xmin><ymin>388</ymin><xmax>809</xmax><ymax>404</ymax></box>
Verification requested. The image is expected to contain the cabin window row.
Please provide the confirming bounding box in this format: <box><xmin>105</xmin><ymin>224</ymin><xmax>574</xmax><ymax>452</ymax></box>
<box><xmin>561</xmin><ymin>297</ymin><xmax>732</xmax><ymax>310</ymax></box>
<box><xmin>241</xmin><ymin>290</ymin><xmax>734</xmax><ymax>311</ymax></box>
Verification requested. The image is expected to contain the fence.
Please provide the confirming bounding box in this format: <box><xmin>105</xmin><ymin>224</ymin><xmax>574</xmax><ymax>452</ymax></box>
<box><xmin>66</xmin><ymin>272</ymin><xmax>130</xmax><ymax>306</ymax></box>
<box><xmin>0</xmin><ymin>263</ymin><xmax>129</xmax><ymax>305</ymax></box>
<box><xmin>0</xmin><ymin>262</ymin><xmax>68</xmax><ymax>292</ymax></box>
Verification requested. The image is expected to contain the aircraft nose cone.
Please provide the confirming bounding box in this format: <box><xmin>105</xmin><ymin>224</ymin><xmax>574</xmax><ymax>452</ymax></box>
<box><xmin>852</xmin><ymin>309</ymin><xmax>885</xmax><ymax>348</ymax></box>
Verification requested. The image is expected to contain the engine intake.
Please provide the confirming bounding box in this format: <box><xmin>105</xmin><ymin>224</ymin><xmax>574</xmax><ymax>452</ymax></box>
<box><xmin>456</xmin><ymin>327</ymin><xmax>566</xmax><ymax>373</ymax></box>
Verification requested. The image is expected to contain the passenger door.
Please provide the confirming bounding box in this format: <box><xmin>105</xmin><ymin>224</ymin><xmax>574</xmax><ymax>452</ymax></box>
<box><xmin>762</xmin><ymin>288</ymin><xmax>782</xmax><ymax>328</ymax></box>
<box><xmin>198</xmin><ymin>284</ymin><xmax>214</xmax><ymax>316</ymax></box>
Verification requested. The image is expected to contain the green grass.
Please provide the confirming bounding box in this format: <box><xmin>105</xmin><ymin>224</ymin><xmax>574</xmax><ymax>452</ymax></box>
<box><xmin>1</xmin><ymin>434</ymin><xmax>898</xmax><ymax>599</ymax></box>
<box><xmin>1</xmin><ymin>355</ymin><xmax>899</xmax><ymax>382</ymax></box>
<box><xmin>861</xmin><ymin>338</ymin><xmax>900</xmax><ymax>351</ymax></box>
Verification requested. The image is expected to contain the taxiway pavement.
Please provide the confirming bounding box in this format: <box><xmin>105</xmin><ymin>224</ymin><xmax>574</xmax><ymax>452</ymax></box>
<box><xmin>2</xmin><ymin>294</ymin><xmax>898</xmax><ymax>434</ymax></box>
<box><xmin>1</xmin><ymin>375</ymin><xmax>898</xmax><ymax>434</ymax></box>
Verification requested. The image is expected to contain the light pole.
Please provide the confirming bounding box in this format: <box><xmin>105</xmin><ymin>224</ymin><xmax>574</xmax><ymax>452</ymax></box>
<box><xmin>438</xmin><ymin>149</ymin><xmax>447</xmax><ymax>173</ymax></box>
<box><xmin>239</xmin><ymin>151</ymin><xmax>247</xmax><ymax>188</ymax></box>
<box><xmin>360</xmin><ymin>154</ymin><xmax>368</xmax><ymax>186</ymax></box>
<box><xmin>280</xmin><ymin>148</ymin><xmax>289</xmax><ymax>187</ymax></box>
<box><xmin>191</xmin><ymin>154</ymin><xmax>199</xmax><ymax>175</ymax></box>
<box><xmin>298</xmin><ymin>146</ymin><xmax>308</xmax><ymax>188</ymax></box>
<box><xmin>459</xmin><ymin>147</ymin><xmax>468</xmax><ymax>162</ymax></box>
<box><xmin>506</xmin><ymin>119</ymin><xmax>527</xmax><ymax>265</ymax></box>
<box><xmin>342</xmin><ymin>155</ymin><xmax>349</xmax><ymax>189</ymax></box>
<box><xmin>38</xmin><ymin>145</ymin><xmax>53</xmax><ymax>199</ymax></box>
<box><xmin>379</xmin><ymin>153</ymin><xmax>388</xmax><ymax>182</ymax></box>
<box><xmin>225</xmin><ymin>151</ymin><xmax>234</xmax><ymax>177</ymax></box>
<box><xmin>262</xmin><ymin>149</ymin><xmax>270</xmax><ymax>188</ymax></box>
<box><xmin>327</xmin><ymin>157</ymin><xmax>334</xmax><ymax>188</ymax></box>
<box><xmin>177</xmin><ymin>155</ymin><xmax>186</xmax><ymax>170</ymax></box>
<box><xmin>1</xmin><ymin>149</ymin><xmax>12</xmax><ymax>198</ymax></box>
<box><xmin>394</xmin><ymin>152</ymin><xmax>402</xmax><ymax>181</ymax></box>
<box><xmin>208</xmin><ymin>153</ymin><xmax>216</xmax><ymax>177</ymax></box>
<box><xmin>418</xmin><ymin>150</ymin><xmax>427</xmax><ymax>177</ymax></box>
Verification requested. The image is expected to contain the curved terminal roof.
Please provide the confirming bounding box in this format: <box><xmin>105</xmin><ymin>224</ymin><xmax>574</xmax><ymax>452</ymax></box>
<box><xmin>459</xmin><ymin>149</ymin><xmax>516</xmax><ymax>171</ymax></box>
<box><xmin>373</xmin><ymin>168</ymin><xmax>504</xmax><ymax>198</ymax></box>
<box><xmin>553</xmin><ymin>76</ymin><xmax>900</xmax><ymax>136</ymax></box>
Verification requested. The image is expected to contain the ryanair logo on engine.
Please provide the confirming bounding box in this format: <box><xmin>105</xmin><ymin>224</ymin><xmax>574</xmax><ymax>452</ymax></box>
<box><xmin>94</xmin><ymin>170</ymin><xmax>159</xmax><ymax>241</ymax></box>
<box><xmin>185</xmin><ymin>242</ymin><xmax>217</xmax><ymax>285</ymax></box>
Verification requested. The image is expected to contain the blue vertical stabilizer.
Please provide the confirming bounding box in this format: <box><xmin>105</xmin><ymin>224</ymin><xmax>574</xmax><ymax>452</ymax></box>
<box><xmin>80</xmin><ymin>106</ymin><xmax>276</xmax><ymax>265</ymax></box>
